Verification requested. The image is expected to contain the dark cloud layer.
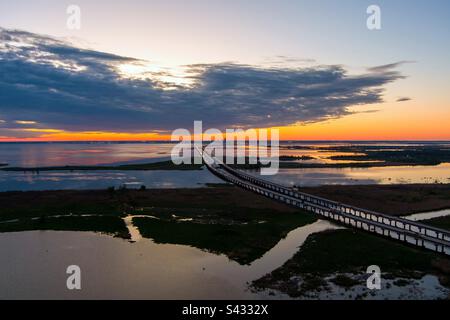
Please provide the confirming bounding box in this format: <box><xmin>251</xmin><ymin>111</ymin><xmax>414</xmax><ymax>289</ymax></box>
<box><xmin>396</xmin><ymin>97</ymin><xmax>412</xmax><ymax>102</ymax></box>
<box><xmin>367</xmin><ymin>61</ymin><xmax>413</xmax><ymax>73</ymax></box>
<box><xmin>0</xmin><ymin>28</ymin><xmax>405</xmax><ymax>136</ymax></box>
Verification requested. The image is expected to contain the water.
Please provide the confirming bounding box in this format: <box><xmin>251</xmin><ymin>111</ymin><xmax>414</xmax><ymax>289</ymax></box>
<box><xmin>311</xmin><ymin>274</ymin><xmax>448</xmax><ymax>300</ymax></box>
<box><xmin>1</xmin><ymin>142</ymin><xmax>450</xmax><ymax>190</ymax></box>
<box><xmin>0</xmin><ymin>220</ymin><xmax>338</xmax><ymax>299</ymax></box>
<box><xmin>1</xmin><ymin>142</ymin><xmax>449</xmax><ymax>299</ymax></box>
<box><xmin>0</xmin><ymin>169</ymin><xmax>223</xmax><ymax>191</ymax></box>
<box><xmin>1</xmin><ymin>210</ymin><xmax>447</xmax><ymax>299</ymax></box>
<box><xmin>404</xmin><ymin>208</ymin><xmax>450</xmax><ymax>221</ymax></box>
<box><xmin>0</xmin><ymin>142</ymin><xmax>176</xmax><ymax>167</ymax></box>
<box><xmin>246</xmin><ymin>163</ymin><xmax>450</xmax><ymax>187</ymax></box>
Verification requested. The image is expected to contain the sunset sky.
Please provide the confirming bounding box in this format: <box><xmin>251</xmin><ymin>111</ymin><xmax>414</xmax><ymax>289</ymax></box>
<box><xmin>0</xmin><ymin>0</ymin><xmax>449</xmax><ymax>141</ymax></box>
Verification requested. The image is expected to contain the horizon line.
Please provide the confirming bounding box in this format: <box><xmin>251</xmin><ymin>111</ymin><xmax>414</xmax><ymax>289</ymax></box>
<box><xmin>1</xmin><ymin>139</ymin><xmax>450</xmax><ymax>143</ymax></box>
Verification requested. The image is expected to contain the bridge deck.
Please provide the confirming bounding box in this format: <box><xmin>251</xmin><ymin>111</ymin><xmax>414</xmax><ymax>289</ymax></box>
<box><xmin>201</xmin><ymin>150</ymin><xmax>450</xmax><ymax>256</ymax></box>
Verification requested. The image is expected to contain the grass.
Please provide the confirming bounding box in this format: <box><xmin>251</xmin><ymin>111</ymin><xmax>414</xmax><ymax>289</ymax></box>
<box><xmin>326</xmin><ymin>146</ymin><xmax>450</xmax><ymax>166</ymax></box>
<box><xmin>330</xmin><ymin>274</ymin><xmax>361</xmax><ymax>288</ymax></box>
<box><xmin>252</xmin><ymin>229</ymin><xmax>450</xmax><ymax>297</ymax></box>
<box><xmin>3</xmin><ymin>144</ymin><xmax>450</xmax><ymax>171</ymax></box>
<box><xmin>292</xmin><ymin>230</ymin><xmax>435</xmax><ymax>275</ymax></box>
<box><xmin>1</xmin><ymin>160</ymin><xmax>203</xmax><ymax>171</ymax></box>
<box><xmin>424</xmin><ymin>215</ymin><xmax>450</xmax><ymax>230</ymax></box>
<box><xmin>0</xmin><ymin>190</ymin><xmax>125</xmax><ymax>220</ymax></box>
<box><xmin>301</xmin><ymin>184</ymin><xmax>450</xmax><ymax>216</ymax></box>
<box><xmin>0</xmin><ymin>215</ymin><xmax>130</xmax><ymax>238</ymax></box>
<box><xmin>278</xmin><ymin>161</ymin><xmax>395</xmax><ymax>168</ymax></box>
<box><xmin>133</xmin><ymin>209</ymin><xmax>316</xmax><ymax>265</ymax></box>
<box><xmin>1</xmin><ymin>183</ymin><xmax>449</xmax><ymax>284</ymax></box>
<box><xmin>279</xmin><ymin>155</ymin><xmax>315</xmax><ymax>161</ymax></box>
<box><xmin>277</xmin><ymin>144</ymin><xmax>450</xmax><ymax>168</ymax></box>
<box><xmin>0</xmin><ymin>186</ymin><xmax>317</xmax><ymax>263</ymax></box>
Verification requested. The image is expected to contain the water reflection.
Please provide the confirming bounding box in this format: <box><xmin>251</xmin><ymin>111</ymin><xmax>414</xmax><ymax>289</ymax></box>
<box><xmin>1</xmin><ymin>163</ymin><xmax>448</xmax><ymax>191</ymax></box>
<box><xmin>0</xmin><ymin>142</ymin><xmax>175</xmax><ymax>167</ymax></box>
<box><xmin>248</xmin><ymin>164</ymin><xmax>450</xmax><ymax>187</ymax></box>
<box><xmin>2</xmin><ymin>216</ymin><xmax>447</xmax><ymax>300</ymax></box>
<box><xmin>0</xmin><ymin>220</ymin><xmax>338</xmax><ymax>299</ymax></box>
<box><xmin>0</xmin><ymin>169</ymin><xmax>223</xmax><ymax>191</ymax></box>
<box><xmin>1</xmin><ymin>142</ymin><xmax>450</xmax><ymax>190</ymax></box>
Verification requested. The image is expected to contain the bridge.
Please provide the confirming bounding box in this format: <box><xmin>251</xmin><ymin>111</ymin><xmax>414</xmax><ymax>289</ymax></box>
<box><xmin>200</xmin><ymin>149</ymin><xmax>450</xmax><ymax>256</ymax></box>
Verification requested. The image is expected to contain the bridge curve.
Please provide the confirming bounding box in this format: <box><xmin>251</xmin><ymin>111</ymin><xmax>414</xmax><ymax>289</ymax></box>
<box><xmin>201</xmin><ymin>149</ymin><xmax>450</xmax><ymax>256</ymax></box>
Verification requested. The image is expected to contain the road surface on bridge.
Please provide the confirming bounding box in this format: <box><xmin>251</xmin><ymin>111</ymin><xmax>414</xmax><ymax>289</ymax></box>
<box><xmin>200</xmin><ymin>149</ymin><xmax>450</xmax><ymax>256</ymax></box>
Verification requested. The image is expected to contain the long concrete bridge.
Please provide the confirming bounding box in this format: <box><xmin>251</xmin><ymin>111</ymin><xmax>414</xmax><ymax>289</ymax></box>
<box><xmin>201</xmin><ymin>150</ymin><xmax>450</xmax><ymax>256</ymax></box>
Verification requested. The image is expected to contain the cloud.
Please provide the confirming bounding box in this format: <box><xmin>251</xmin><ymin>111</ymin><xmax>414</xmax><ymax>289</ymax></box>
<box><xmin>15</xmin><ymin>120</ymin><xmax>37</xmax><ymax>125</ymax></box>
<box><xmin>367</xmin><ymin>61</ymin><xmax>414</xmax><ymax>73</ymax></box>
<box><xmin>396</xmin><ymin>97</ymin><xmax>412</xmax><ymax>102</ymax></box>
<box><xmin>0</xmin><ymin>27</ymin><xmax>406</xmax><ymax>137</ymax></box>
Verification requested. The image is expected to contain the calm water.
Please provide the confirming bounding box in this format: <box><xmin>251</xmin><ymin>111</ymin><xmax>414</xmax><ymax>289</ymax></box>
<box><xmin>1</xmin><ymin>142</ymin><xmax>449</xmax><ymax>191</ymax></box>
<box><xmin>0</xmin><ymin>220</ymin><xmax>338</xmax><ymax>299</ymax></box>
<box><xmin>0</xmin><ymin>142</ymin><xmax>176</xmax><ymax>167</ymax></box>
<box><xmin>1</xmin><ymin>212</ymin><xmax>448</xmax><ymax>300</ymax></box>
<box><xmin>1</xmin><ymin>141</ymin><xmax>449</xmax><ymax>299</ymax></box>
<box><xmin>247</xmin><ymin>163</ymin><xmax>450</xmax><ymax>187</ymax></box>
<box><xmin>0</xmin><ymin>142</ymin><xmax>224</xmax><ymax>191</ymax></box>
<box><xmin>0</xmin><ymin>169</ymin><xmax>222</xmax><ymax>191</ymax></box>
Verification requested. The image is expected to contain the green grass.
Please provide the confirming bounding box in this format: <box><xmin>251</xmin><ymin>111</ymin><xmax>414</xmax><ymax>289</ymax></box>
<box><xmin>289</xmin><ymin>229</ymin><xmax>435</xmax><ymax>275</ymax></box>
<box><xmin>133</xmin><ymin>209</ymin><xmax>317</xmax><ymax>265</ymax></box>
<box><xmin>279</xmin><ymin>155</ymin><xmax>315</xmax><ymax>161</ymax></box>
<box><xmin>0</xmin><ymin>187</ymin><xmax>316</xmax><ymax>263</ymax></box>
<box><xmin>424</xmin><ymin>215</ymin><xmax>450</xmax><ymax>230</ymax></box>
<box><xmin>330</xmin><ymin>274</ymin><xmax>361</xmax><ymax>288</ymax></box>
<box><xmin>326</xmin><ymin>145</ymin><xmax>450</xmax><ymax>166</ymax></box>
<box><xmin>0</xmin><ymin>190</ymin><xmax>125</xmax><ymax>220</ymax></box>
<box><xmin>1</xmin><ymin>160</ymin><xmax>203</xmax><ymax>172</ymax></box>
<box><xmin>252</xmin><ymin>229</ymin><xmax>450</xmax><ymax>297</ymax></box>
<box><xmin>0</xmin><ymin>215</ymin><xmax>130</xmax><ymax>239</ymax></box>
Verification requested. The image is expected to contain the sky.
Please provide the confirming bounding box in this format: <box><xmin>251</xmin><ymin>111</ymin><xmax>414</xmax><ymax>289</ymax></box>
<box><xmin>0</xmin><ymin>0</ymin><xmax>449</xmax><ymax>141</ymax></box>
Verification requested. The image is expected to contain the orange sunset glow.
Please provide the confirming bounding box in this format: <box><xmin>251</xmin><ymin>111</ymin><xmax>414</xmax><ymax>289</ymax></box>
<box><xmin>3</xmin><ymin>104</ymin><xmax>450</xmax><ymax>142</ymax></box>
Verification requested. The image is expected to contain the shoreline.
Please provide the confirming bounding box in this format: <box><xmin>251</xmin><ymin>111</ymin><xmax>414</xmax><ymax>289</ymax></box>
<box><xmin>2</xmin><ymin>161</ymin><xmax>449</xmax><ymax>171</ymax></box>
<box><xmin>1</xmin><ymin>184</ymin><xmax>450</xmax><ymax>299</ymax></box>
<box><xmin>0</xmin><ymin>160</ymin><xmax>203</xmax><ymax>171</ymax></box>
<box><xmin>0</xmin><ymin>185</ymin><xmax>312</xmax><ymax>265</ymax></box>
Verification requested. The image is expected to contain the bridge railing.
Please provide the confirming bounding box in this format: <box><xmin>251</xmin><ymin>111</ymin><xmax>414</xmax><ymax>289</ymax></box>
<box><xmin>212</xmin><ymin>155</ymin><xmax>450</xmax><ymax>242</ymax></box>
<box><xmin>203</xmin><ymin>156</ymin><xmax>449</xmax><ymax>255</ymax></box>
